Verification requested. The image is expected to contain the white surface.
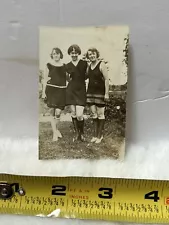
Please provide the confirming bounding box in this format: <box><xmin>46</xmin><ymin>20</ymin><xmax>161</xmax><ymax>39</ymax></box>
<box><xmin>0</xmin><ymin>0</ymin><xmax>169</xmax><ymax>224</ymax></box>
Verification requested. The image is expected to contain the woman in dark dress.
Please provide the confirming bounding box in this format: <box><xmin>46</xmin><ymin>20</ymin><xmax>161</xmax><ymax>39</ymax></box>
<box><xmin>66</xmin><ymin>44</ymin><xmax>88</xmax><ymax>142</ymax></box>
<box><xmin>86</xmin><ymin>48</ymin><xmax>109</xmax><ymax>144</ymax></box>
<box><xmin>42</xmin><ymin>47</ymin><xmax>67</xmax><ymax>142</ymax></box>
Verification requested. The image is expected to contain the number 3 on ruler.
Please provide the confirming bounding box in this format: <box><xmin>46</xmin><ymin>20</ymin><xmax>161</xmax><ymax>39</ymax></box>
<box><xmin>98</xmin><ymin>188</ymin><xmax>113</xmax><ymax>199</ymax></box>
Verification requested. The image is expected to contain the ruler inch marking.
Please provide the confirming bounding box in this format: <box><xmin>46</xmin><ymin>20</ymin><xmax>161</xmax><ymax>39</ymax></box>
<box><xmin>0</xmin><ymin>174</ymin><xmax>169</xmax><ymax>223</ymax></box>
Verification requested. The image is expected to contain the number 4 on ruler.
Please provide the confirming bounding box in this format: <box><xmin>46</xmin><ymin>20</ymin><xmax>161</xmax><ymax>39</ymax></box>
<box><xmin>144</xmin><ymin>191</ymin><xmax>160</xmax><ymax>202</ymax></box>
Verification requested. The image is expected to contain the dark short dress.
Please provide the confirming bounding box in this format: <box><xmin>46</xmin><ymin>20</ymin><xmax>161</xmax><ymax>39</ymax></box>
<box><xmin>86</xmin><ymin>61</ymin><xmax>105</xmax><ymax>106</ymax></box>
<box><xmin>66</xmin><ymin>60</ymin><xmax>88</xmax><ymax>106</ymax></box>
<box><xmin>45</xmin><ymin>63</ymin><xmax>66</xmax><ymax>110</ymax></box>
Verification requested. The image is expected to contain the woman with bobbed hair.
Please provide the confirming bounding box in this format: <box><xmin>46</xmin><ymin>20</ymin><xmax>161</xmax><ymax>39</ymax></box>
<box><xmin>66</xmin><ymin>44</ymin><xmax>88</xmax><ymax>142</ymax></box>
<box><xmin>42</xmin><ymin>47</ymin><xmax>67</xmax><ymax>142</ymax></box>
<box><xmin>86</xmin><ymin>47</ymin><xmax>109</xmax><ymax>144</ymax></box>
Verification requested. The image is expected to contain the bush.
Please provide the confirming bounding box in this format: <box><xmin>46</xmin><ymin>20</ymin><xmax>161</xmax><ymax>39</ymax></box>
<box><xmin>105</xmin><ymin>90</ymin><xmax>126</xmax><ymax>137</ymax></box>
<box><xmin>105</xmin><ymin>92</ymin><xmax>126</xmax><ymax>120</ymax></box>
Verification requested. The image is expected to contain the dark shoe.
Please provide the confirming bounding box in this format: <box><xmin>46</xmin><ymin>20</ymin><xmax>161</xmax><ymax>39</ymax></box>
<box><xmin>77</xmin><ymin>119</ymin><xmax>85</xmax><ymax>142</ymax></box>
<box><xmin>97</xmin><ymin>119</ymin><xmax>105</xmax><ymax>140</ymax></box>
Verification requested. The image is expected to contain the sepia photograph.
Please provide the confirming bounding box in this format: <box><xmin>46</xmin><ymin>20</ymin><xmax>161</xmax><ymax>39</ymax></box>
<box><xmin>39</xmin><ymin>25</ymin><xmax>129</xmax><ymax>160</ymax></box>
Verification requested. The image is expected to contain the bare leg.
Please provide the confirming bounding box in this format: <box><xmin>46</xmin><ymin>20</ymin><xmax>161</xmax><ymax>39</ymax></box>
<box><xmin>55</xmin><ymin>108</ymin><xmax>62</xmax><ymax>138</ymax></box>
<box><xmin>70</xmin><ymin>105</ymin><xmax>79</xmax><ymax>141</ymax></box>
<box><xmin>50</xmin><ymin>109</ymin><xmax>58</xmax><ymax>141</ymax></box>
<box><xmin>70</xmin><ymin>105</ymin><xmax>76</xmax><ymax>119</ymax></box>
<box><xmin>90</xmin><ymin>105</ymin><xmax>98</xmax><ymax>143</ymax></box>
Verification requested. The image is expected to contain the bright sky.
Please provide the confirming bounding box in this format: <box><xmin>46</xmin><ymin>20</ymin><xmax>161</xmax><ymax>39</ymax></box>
<box><xmin>39</xmin><ymin>26</ymin><xmax>129</xmax><ymax>85</ymax></box>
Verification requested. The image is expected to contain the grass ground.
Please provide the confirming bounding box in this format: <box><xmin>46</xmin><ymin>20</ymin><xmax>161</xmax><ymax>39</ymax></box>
<box><xmin>39</xmin><ymin>91</ymin><xmax>126</xmax><ymax>160</ymax></box>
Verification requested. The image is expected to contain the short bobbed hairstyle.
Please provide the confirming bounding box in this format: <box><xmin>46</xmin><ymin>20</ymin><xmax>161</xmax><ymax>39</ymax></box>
<box><xmin>50</xmin><ymin>47</ymin><xmax>63</xmax><ymax>59</ymax></box>
<box><xmin>86</xmin><ymin>48</ymin><xmax>100</xmax><ymax>59</ymax></box>
<box><xmin>68</xmin><ymin>44</ymin><xmax>81</xmax><ymax>55</ymax></box>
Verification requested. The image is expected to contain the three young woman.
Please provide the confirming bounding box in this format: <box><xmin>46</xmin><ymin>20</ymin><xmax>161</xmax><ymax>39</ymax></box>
<box><xmin>43</xmin><ymin>45</ymin><xmax>109</xmax><ymax>144</ymax></box>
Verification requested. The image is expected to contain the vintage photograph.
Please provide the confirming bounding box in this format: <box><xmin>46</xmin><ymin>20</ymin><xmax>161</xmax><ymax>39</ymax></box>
<box><xmin>39</xmin><ymin>25</ymin><xmax>129</xmax><ymax>160</ymax></box>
